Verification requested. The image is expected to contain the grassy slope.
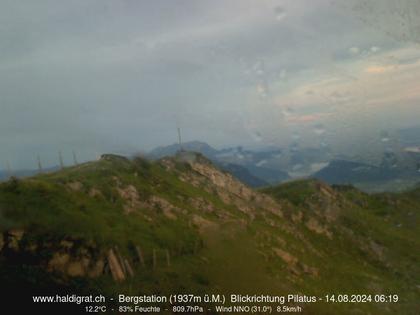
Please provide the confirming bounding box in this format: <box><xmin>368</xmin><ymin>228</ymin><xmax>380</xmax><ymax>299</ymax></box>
<box><xmin>263</xmin><ymin>180</ymin><xmax>420</xmax><ymax>314</ymax></box>
<box><xmin>0</xmin><ymin>158</ymin><xmax>419</xmax><ymax>314</ymax></box>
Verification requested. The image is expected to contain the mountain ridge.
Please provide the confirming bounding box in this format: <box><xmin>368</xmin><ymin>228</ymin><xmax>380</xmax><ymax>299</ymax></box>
<box><xmin>0</xmin><ymin>152</ymin><xmax>419</xmax><ymax>314</ymax></box>
<box><xmin>148</xmin><ymin>141</ymin><xmax>290</xmax><ymax>187</ymax></box>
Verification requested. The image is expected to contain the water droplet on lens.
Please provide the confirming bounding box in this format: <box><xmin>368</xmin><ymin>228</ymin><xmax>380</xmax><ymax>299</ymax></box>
<box><xmin>278</xmin><ymin>69</ymin><xmax>287</xmax><ymax>80</ymax></box>
<box><xmin>349</xmin><ymin>47</ymin><xmax>360</xmax><ymax>55</ymax></box>
<box><xmin>252</xmin><ymin>131</ymin><xmax>263</xmax><ymax>142</ymax></box>
<box><xmin>274</xmin><ymin>6</ymin><xmax>286</xmax><ymax>21</ymax></box>
<box><xmin>313</xmin><ymin>124</ymin><xmax>326</xmax><ymax>135</ymax></box>
<box><xmin>257</xmin><ymin>84</ymin><xmax>268</xmax><ymax>98</ymax></box>
<box><xmin>380</xmin><ymin>130</ymin><xmax>390</xmax><ymax>142</ymax></box>
<box><xmin>253</xmin><ymin>60</ymin><xmax>265</xmax><ymax>76</ymax></box>
<box><xmin>292</xmin><ymin>132</ymin><xmax>301</xmax><ymax>141</ymax></box>
<box><xmin>292</xmin><ymin>164</ymin><xmax>303</xmax><ymax>171</ymax></box>
<box><xmin>282</xmin><ymin>106</ymin><xmax>294</xmax><ymax>117</ymax></box>
<box><xmin>370</xmin><ymin>46</ymin><xmax>380</xmax><ymax>53</ymax></box>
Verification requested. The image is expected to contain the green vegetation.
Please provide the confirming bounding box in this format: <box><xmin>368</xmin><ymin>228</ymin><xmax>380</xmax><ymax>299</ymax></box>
<box><xmin>262</xmin><ymin>179</ymin><xmax>320</xmax><ymax>206</ymax></box>
<box><xmin>0</xmin><ymin>155</ymin><xmax>419</xmax><ymax>314</ymax></box>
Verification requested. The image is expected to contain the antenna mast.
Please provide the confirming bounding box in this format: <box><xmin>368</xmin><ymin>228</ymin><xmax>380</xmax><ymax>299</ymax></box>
<box><xmin>6</xmin><ymin>160</ymin><xmax>12</xmax><ymax>178</ymax></box>
<box><xmin>177</xmin><ymin>127</ymin><xmax>183</xmax><ymax>151</ymax></box>
<box><xmin>59</xmin><ymin>151</ymin><xmax>64</xmax><ymax>169</ymax></box>
<box><xmin>72</xmin><ymin>150</ymin><xmax>78</xmax><ymax>165</ymax></box>
<box><xmin>37</xmin><ymin>155</ymin><xmax>43</xmax><ymax>173</ymax></box>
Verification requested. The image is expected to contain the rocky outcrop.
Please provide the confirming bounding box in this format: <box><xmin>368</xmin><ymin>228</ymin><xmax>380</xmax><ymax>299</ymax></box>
<box><xmin>192</xmin><ymin>214</ymin><xmax>218</xmax><ymax>233</ymax></box>
<box><xmin>6</xmin><ymin>229</ymin><xmax>25</xmax><ymax>250</ymax></box>
<box><xmin>115</xmin><ymin>182</ymin><xmax>182</xmax><ymax>219</ymax></box>
<box><xmin>67</xmin><ymin>181</ymin><xmax>83</xmax><ymax>192</ymax></box>
<box><xmin>48</xmin><ymin>250</ymin><xmax>105</xmax><ymax>278</ymax></box>
<box><xmin>117</xmin><ymin>184</ymin><xmax>144</xmax><ymax>214</ymax></box>
<box><xmin>274</xmin><ymin>247</ymin><xmax>298</xmax><ymax>265</ymax></box>
<box><xmin>189</xmin><ymin>197</ymin><xmax>215</xmax><ymax>213</ymax></box>
<box><xmin>305</xmin><ymin>218</ymin><xmax>333</xmax><ymax>239</ymax></box>
<box><xmin>169</xmin><ymin>157</ymin><xmax>284</xmax><ymax>218</ymax></box>
<box><xmin>89</xmin><ymin>188</ymin><xmax>103</xmax><ymax>198</ymax></box>
<box><xmin>149</xmin><ymin>196</ymin><xmax>180</xmax><ymax>219</ymax></box>
<box><xmin>273</xmin><ymin>247</ymin><xmax>319</xmax><ymax>277</ymax></box>
<box><xmin>0</xmin><ymin>230</ymin><xmax>113</xmax><ymax>280</ymax></box>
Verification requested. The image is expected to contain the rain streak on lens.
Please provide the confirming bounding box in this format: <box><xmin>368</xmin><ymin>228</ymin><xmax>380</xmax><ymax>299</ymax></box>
<box><xmin>273</xmin><ymin>6</ymin><xmax>286</xmax><ymax>21</ymax></box>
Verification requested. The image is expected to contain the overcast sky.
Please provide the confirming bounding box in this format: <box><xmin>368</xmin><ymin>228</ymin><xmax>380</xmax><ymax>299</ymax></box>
<box><xmin>1</xmin><ymin>0</ymin><xmax>420</xmax><ymax>168</ymax></box>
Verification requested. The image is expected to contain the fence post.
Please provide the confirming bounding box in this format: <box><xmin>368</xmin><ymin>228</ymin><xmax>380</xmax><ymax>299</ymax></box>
<box><xmin>59</xmin><ymin>151</ymin><xmax>64</xmax><ymax>169</ymax></box>
<box><xmin>135</xmin><ymin>245</ymin><xmax>145</xmax><ymax>267</ymax></box>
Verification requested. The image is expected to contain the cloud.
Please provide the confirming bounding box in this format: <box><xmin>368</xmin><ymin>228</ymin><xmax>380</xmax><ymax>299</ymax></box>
<box><xmin>287</xmin><ymin>113</ymin><xmax>332</xmax><ymax>124</ymax></box>
<box><xmin>0</xmin><ymin>0</ymin><xmax>420</xmax><ymax>167</ymax></box>
<box><xmin>365</xmin><ymin>65</ymin><xmax>393</xmax><ymax>73</ymax></box>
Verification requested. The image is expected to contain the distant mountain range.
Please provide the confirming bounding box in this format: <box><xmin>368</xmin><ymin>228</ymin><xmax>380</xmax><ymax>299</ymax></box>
<box><xmin>0</xmin><ymin>169</ymin><xmax>41</xmax><ymax>181</ymax></box>
<box><xmin>398</xmin><ymin>126</ymin><xmax>420</xmax><ymax>146</ymax></box>
<box><xmin>3</xmin><ymin>138</ymin><xmax>420</xmax><ymax>192</ymax></box>
<box><xmin>312</xmin><ymin>160</ymin><xmax>398</xmax><ymax>184</ymax></box>
<box><xmin>0</xmin><ymin>166</ymin><xmax>60</xmax><ymax>182</ymax></box>
<box><xmin>148</xmin><ymin>141</ymin><xmax>420</xmax><ymax>192</ymax></box>
<box><xmin>312</xmin><ymin>159</ymin><xmax>420</xmax><ymax>192</ymax></box>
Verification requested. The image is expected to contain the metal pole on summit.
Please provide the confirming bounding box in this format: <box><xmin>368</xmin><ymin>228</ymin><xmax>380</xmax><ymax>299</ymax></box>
<box><xmin>6</xmin><ymin>160</ymin><xmax>12</xmax><ymax>179</ymax></box>
<box><xmin>72</xmin><ymin>150</ymin><xmax>78</xmax><ymax>166</ymax></box>
<box><xmin>59</xmin><ymin>151</ymin><xmax>64</xmax><ymax>169</ymax></box>
<box><xmin>177</xmin><ymin>127</ymin><xmax>183</xmax><ymax>151</ymax></box>
<box><xmin>37</xmin><ymin>155</ymin><xmax>43</xmax><ymax>173</ymax></box>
